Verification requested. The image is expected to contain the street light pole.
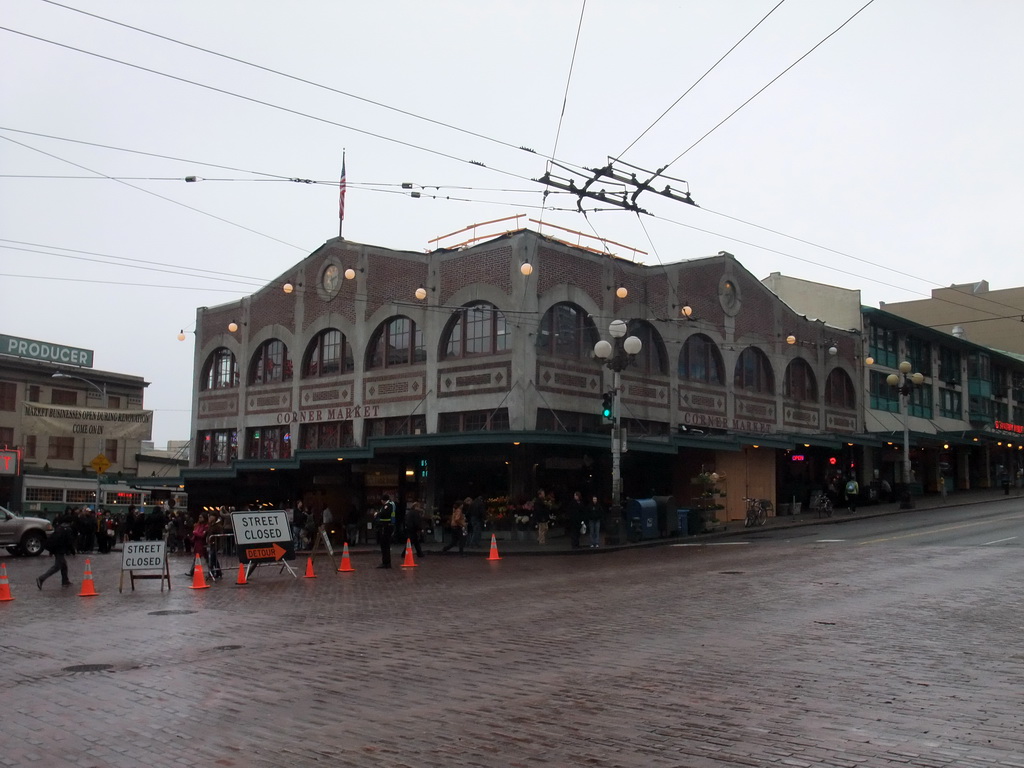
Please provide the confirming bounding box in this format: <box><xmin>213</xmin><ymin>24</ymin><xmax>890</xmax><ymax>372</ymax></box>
<box><xmin>52</xmin><ymin>372</ymin><xmax>107</xmax><ymax>512</ymax></box>
<box><xmin>886</xmin><ymin>361</ymin><xmax>924</xmax><ymax>509</ymax></box>
<box><xmin>593</xmin><ymin>319</ymin><xmax>642</xmax><ymax>512</ymax></box>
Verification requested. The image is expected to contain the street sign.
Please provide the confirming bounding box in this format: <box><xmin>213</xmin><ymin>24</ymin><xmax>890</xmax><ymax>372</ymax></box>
<box><xmin>232</xmin><ymin>510</ymin><xmax>295</xmax><ymax>564</ymax></box>
<box><xmin>90</xmin><ymin>453</ymin><xmax>111</xmax><ymax>474</ymax></box>
<box><xmin>119</xmin><ymin>540</ymin><xmax>170</xmax><ymax>592</ymax></box>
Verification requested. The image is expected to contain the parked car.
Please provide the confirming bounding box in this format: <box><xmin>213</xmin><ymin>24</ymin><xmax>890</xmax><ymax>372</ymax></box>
<box><xmin>0</xmin><ymin>505</ymin><xmax>54</xmax><ymax>557</ymax></box>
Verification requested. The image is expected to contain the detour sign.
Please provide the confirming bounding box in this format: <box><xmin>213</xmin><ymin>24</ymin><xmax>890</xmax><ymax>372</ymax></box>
<box><xmin>232</xmin><ymin>510</ymin><xmax>295</xmax><ymax>564</ymax></box>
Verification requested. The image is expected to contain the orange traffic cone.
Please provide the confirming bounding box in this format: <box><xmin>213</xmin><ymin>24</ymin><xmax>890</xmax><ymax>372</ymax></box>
<box><xmin>337</xmin><ymin>543</ymin><xmax>355</xmax><ymax>572</ymax></box>
<box><xmin>400</xmin><ymin>539</ymin><xmax>418</xmax><ymax>568</ymax></box>
<box><xmin>0</xmin><ymin>563</ymin><xmax>13</xmax><ymax>601</ymax></box>
<box><xmin>235</xmin><ymin>562</ymin><xmax>248</xmax><ymax>585</ymax></box>
<box><xmin>79</xmin><ymin>559</ymin><xmax>99</xmax><ymax>597</ymax></box>
<box><xmin>487</xmin><ymin>533</ymin><xmax>502</xmax><ymax>561</ymax></box>
<box><xmin>304</xmin><ymin>556</ymin><xmax>317</xmax><ymax>578</ymax></box>
<box><xmin>188</xmin><ymin>555</ymin><xmax>210</xmax><ymax>590</ymax></box>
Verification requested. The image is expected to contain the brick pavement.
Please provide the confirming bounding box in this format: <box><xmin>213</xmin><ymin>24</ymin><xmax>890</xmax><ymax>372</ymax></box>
<box><xmin>3</xmin><ymin>490</ymin><xmax>1024</xmax><ymax>767</ymax></box>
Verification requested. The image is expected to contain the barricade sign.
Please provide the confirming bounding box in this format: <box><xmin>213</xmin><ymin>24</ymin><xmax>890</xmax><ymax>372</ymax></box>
<box><xmin>232</xmin><ymin>510</ymin><xmax>297</xmax><ymax>578</ymax></box>
<box><xmin>119</xmin><ymin>540</ymin><xmax>171</xmax><ymax>592</ymax></box>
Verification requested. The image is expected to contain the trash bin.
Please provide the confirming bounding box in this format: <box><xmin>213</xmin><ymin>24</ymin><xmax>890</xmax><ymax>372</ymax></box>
<box><xmin>624</xmin><ymin>498</ymin><xmax>658</xmax><ymax>540</ymax></box>
<box><xmin>652</xmin><ymin>495</ymin><xmax>676</xmax><ymax>537</ymax></box>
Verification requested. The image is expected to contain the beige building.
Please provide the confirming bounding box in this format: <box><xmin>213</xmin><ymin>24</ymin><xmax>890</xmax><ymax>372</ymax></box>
<box><xmin>0</xmin><ymin>333</ymin><xmax>152</xmax><ymax>515</ymax></box>
<box><xmin>880</xmin><ymin>281</ymin><xmax>1024</xmax><ymax>354</ymax></box>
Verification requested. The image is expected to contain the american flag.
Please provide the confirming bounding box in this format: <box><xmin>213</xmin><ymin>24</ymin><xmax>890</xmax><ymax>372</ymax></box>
<box><xmin>338</xmin><ymin>156</ymin><xmax>347</xmax><ymax>221</ymax></box>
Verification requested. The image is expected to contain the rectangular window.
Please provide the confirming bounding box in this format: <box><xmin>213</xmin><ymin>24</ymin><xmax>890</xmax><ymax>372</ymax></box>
<box><xmin>906</xmin><ymin>337</ymin><xmax>931</xmax><ymax>377</ymax></box>
<box><xmin>25</xmin><ymin>487</ymin><xmax>64</xmax><ymax>502</ymax></box>
<box><xmin>51</xmin><ymin>388</ymin><xmax>78</xmax><ymax>406</ymax></box>
<box><xmin>994</xmin><ymin>401</ymin><xmax>1009</xmax><ymax>421</ymax></box>
<box><xmin>0</xmin><ymin>381</ymin><xmax>17</xmax><ymax>411</ymax></box>
<box><xmin>104</xmin><ymin>439</ymin><xmax>118</xmax><ymax>463</ymax></box>
<box><xmin>47</xmin><ymin>436</ymin><xmax>75</xmax><ymax>460</ymax></box>
<box><xmin>938</xmin><ymin>347</ymin><xmax>961</xmax><ymax>385</ymax></box>
<box><xmin>25</xmin><ymin>434</ymin><xmax>36</xmax><ymax>459</ymax></box>
<box><xmin>364</xmin><ymin>415</ymin><xmax>427</xmax><ymax>438</ymax></box>
<box><xmin>67</xmin><ymin>490</ymin><xmax>96</xmax><ymax>504</ymax></box>
<box><xmin>245</xmin><ymin>426</ymin><xmax>291</xmax><ymax>460</ymax></box>
<box><xmin>299</xmin><ymin>421</ymin><xmax>355</xmax><ymax>450</ymax></box>
<box><xmin>436</xmin><ymin>410</ymin><xmax>508</xmax><ymax>433</ymax></box>
<box><xmin>907</xmin><ymin>383</ymin><xmax>932</xmax><ymax>419</ymax></box>
<box><xmin>107</xmin><ymin>395</ymin><xmax>122</xmax><ymax>409</ymax></box>
<box><xmin>869</xmin><ymin>371</ymin><xmax>899</xmax><ymax>413</ymax></box>
<box><xmin>0</xmin><ymin>426</ymin><xmax>12</xmax><ymax>446</ymax></box>
<box><xmin>535</xmin><ymin>409</ymin><xmax>603</xmax><ymax>433</ymax></box>
<box><xmin>868</xmin><ymin>325</ymin><xmax>898</xmax><ymax>368</ymax></box>
<box><xmin>197</xmin><ymin>429</ymin><xmax>237</xmax><ymax>465</ymax></box>
<box><xmin>939</xmin><ymin>388</ymin><xmax>962</xmax><ymax>419</ymax></box>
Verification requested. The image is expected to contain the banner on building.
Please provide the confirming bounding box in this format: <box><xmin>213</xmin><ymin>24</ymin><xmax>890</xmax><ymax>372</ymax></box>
<box><xmin>22</xmin><ymin>404</ymin><xmax>153</xmax><ymax>440</ymax></box>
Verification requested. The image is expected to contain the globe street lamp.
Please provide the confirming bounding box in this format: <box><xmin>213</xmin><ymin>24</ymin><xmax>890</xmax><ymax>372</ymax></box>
<box><xmin>52</xmin><ymin>372</ymin><xmax>108</xmax><ymax>512</ymax></box>
<box><xmin>886</xmin><ymin>361</ymin><xmax>924</xmax><ymax>509</ymax></box>
<box><xmin>594</xmin><ymin>320</ymin><xmax>642</xmax><ymax>512</ymax></box>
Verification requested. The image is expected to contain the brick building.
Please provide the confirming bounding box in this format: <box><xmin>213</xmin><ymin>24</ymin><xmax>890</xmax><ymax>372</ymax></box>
<box><xmin>183</xmin><ymin>228</ymin><xmax>864</xmax><ymax>531</ymax></box>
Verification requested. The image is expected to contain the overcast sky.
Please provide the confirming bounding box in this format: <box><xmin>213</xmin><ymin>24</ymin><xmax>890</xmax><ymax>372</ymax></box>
<box><xmin>3</xmin><ymin>0</ymin><xmax>1023</xmax><ymax>448</ymax></box>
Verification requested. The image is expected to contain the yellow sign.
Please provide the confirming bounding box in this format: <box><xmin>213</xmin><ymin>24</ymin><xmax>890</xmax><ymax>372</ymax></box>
<box><xmin>90</xmin><ymin>453</ymin><xmax>111</xmax><ymax>475</ymax></box>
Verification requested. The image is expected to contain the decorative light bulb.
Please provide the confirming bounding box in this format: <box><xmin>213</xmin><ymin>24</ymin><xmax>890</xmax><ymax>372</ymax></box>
<box><xmin>177</xmin><ymin>330</ymin><xmax>186</xmax><ymax>342</ymax></box>
<box><xmin>616</xmin><ymin>286</ymin><xmax>628</xmax><ymax>299</ymax></box>
<box><xmin>283</xmin><ymin>283</ymin><xmax>293</xmax><ymax>294</ymax></box>
<box><xmin>344</xmin><ymin>268</ymin><xmax>356</xmax><ymax>280</ymax></box>
<box><xmin>681</xmin><ymin>305</ymin><xmax>693</xmax><ymax>318</ymax></box>
<box><xmin>786</xmin><ymin>335</ymin><xmax>796</xmax><ymax>345</ymax></box>
<box><xmin>415</xmin><ymin>287</ymin><xmax>427</xmax><ymax>300</ymax></box>
<box><xmin>228</xmin><ymin>322</ymin><xmax>238</xmax><ymax>333</ymax></box>
<box><xmin>520</xmin><ymin>261</ymin><xmax>533</xmax><ymax>276</ymax></box>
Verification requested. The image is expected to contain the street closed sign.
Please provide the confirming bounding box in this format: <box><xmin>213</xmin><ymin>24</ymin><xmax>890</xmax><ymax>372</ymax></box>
<box><xmin>232</xmin><ymin>510</ymin><xmax>295</xmax><ymax>564</ymax></box>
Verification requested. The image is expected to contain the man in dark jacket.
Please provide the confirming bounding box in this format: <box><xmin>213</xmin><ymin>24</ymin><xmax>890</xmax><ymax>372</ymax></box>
<box><xmin>37</xmin><ymin>516</ymin><xmax>76</xmax><ymax>589</ymax></box>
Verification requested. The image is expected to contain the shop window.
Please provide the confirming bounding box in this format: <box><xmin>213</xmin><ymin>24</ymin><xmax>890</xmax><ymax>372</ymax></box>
<box><xmin>734</xmin><ymin>347</ymin><xmax>774</xmax><ymax>394</ymax></box>
<box><xmin>201</xmin><ymin>348</ymin><xmax>239</xmax><ymax>391</ymax></box>
<box><xmin>245</xmin><ymin>426</ymin><xmax>291</xmax><ymax>460</ymax></box>
<box><xmin>303</xmin><ymin>329</ymin><xmax>354</xmax><ymax>377</ymax></box>
<box><xmin>437</xmin><ymin>409</ymin><xmax>509</xmax><ymax>433</ymax></box>
<box><xmin>536</xmin><ymin>409</ymin><xmax>602</xmax><ymax>433</ymax></box>
<box><xmin>783</xmin><ymin>358</ymin><xmax>817</xmax><ymax>402</ymax></box>
<box><xmin>299</xmin><ymin>421</ymin><xmax>355</xmax><ymax>450</ymax></box>
<box><xmin>824</xmin><ymin>368</ymin><xmax>856</xmax><ymax>409</ymax></box>
<box><xmin>365</xmin><ymin>415</ymin><xmax>427</xmax><ymax>438</ymax></box>
<box><xmin>535</xmin><ymin>303</ymin><xmax>599</xmax><ymax>360</ymax></box>
<box><xmin>197</xmin><ymin>429</ymin><xmax>237</xmax><ymax>465</ymax></box>
<box><xmin>249</xmin><ymin>340</ymin><xmax>293</xmax><ymax>385</ymax></box>
<box><xmin>441</xmin><ymin>303</ymin><xmax>511</xmax><ymax>359</ymax></box>
<box><xmin>679</xmin><ymin>334</ymin><xmax>724</xmax><ymax>384</ymax></box>
<box><xmin>367</xmin><ymin>316</ymin><xmax>425</xmax><ymax>369</ymax></box>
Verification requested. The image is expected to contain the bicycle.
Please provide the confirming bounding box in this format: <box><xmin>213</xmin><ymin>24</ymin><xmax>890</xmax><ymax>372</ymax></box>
<box><xmin>814</xmin><ymin>494</ymin><xmax>833</xmax><ymax>518</ymax></box>
<box><xmin>743</xmin><ymin>497</ymin><xmax>770</xmax><ymax>527</ymax></box>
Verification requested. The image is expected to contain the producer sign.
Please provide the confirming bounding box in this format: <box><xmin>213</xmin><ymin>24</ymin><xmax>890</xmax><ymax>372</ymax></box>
<box><xmin>0</xmin><ymin>334</ymin><xmax>94</xmax><ymax>367</ymax></box>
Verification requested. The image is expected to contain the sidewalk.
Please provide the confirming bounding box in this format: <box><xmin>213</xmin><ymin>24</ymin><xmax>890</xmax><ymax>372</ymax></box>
<box><xmin>408</xmin><ymin>485</ymin><xmax>1023</xmax><ymax>557</ymax></box>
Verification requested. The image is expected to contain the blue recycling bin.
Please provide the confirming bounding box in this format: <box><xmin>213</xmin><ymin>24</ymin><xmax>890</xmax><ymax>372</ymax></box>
<box><xmin>624</xmin><ymin>498</ymin><xmax>659</xmax><ymax>540</ymax></box>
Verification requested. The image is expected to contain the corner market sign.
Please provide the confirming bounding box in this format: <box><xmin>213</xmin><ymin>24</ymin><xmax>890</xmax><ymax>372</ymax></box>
<box><xmin>0</xmin><ymin>334</ymin><xmax>93</xmax><ymax>368</ymax></box>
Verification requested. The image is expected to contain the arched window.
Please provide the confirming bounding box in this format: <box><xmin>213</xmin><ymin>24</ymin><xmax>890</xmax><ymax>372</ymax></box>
<box><xmin>624</xmin><ymin>321</ymin><xmax>668</xmax><ymax>375</ymax></box>
<box><xmin>442</xmin><ymin>303</ymin><xmax>511</xmax><ymax>359</ymax></box>
<box><xmin>535</xmin><ymin>302</ymin><xmax>599</xmax><ymax>359</ymax></box>
<box><xmin>201</xmin><ymin>348</ymin><xmax>239</xmax><ymax>391</ymax></box>
<box><xmin>825</xmin><ymin>368</ymin><xmax>856</xmax><ymax>409</ymax></box>
<box><xmin>249</xmin><ymin>339</ymin><xmax>292</xmax><ymax>385</ymax></box>
<box><xmin>303</xmin><ymin>329</ymin><xmax>354</xmax><ymax>378</ymax></box>
<box><xmin>734</xmin><ymin>347</ymin><xmax>774</xmax><ymax>394</ymax></box>
<box><xmin>783</xmin><ymin>358</ymin><xmax>818</xmax><ymax>402</ymax></box>
<box><xmin>679</xmin><ymin>334</ymin><xmax>724</xmax><ymax>384</ymax></box>
<box><xmin>367</xmin><ymin>316</ymin><xmax>425</xmax><ymax>369</ymax></box>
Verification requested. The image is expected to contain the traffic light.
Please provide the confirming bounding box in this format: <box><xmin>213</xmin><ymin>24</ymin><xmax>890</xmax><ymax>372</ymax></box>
<box><xmin>601</xmin><ymin>391</ymin><xmax>614</xmax><ymax>422</ymax></box>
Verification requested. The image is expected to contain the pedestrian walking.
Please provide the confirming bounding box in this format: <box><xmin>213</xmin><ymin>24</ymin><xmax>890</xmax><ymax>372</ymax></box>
<box><xmin>443</xmin><ymin>500</ymin><xmax>467</xmax><ymax>555</ymax></box>
<box><xmin>586</xmin><ymin>495</ymin><xmax>604</xmax><ymax>548</ymax></box>
<box><xmin>405</xmin><ymin>500</ymin><xmax>425</xmax><ymax>558</ymax></box>
<box><xmin>532</xmin><ymin>489</ymin><xmax>551</xmax><ymax>545</ymax></box>
<box><xmin>845</xmin><ymin>477</ymin><xmax>860</xmax><ymax>513</ymax></box>
<box><xmin>36</xmin><ymin>515</ymin><xmax>76</xmax><ymax>589</ymax></box>
<box><xmin>467</xmin><ymin>494</ymin><xmax>485</xmax><ymax>547</ymax></box>
<box><xmin>375</xmin><ymin>493</ymin><xmax>396</xmax><ymax>568</ymax></box>
<box><xmin>187</xmin><ymin>514</ymin><xmax>210</xmax><ymax>577</ymax></box>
